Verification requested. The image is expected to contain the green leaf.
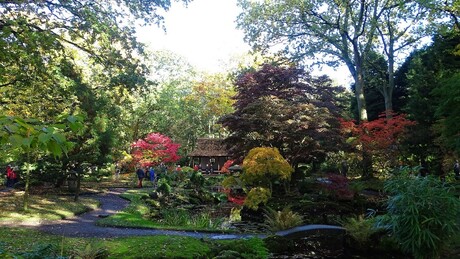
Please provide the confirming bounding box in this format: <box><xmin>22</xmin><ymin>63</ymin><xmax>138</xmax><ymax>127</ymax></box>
<box><xmin>67</xmin><ymin>115</ymin><xmax>77</xmax><ymax>123</ymax></box>
<box><xmin>69</xmin><ymin>121</ymin><xmax>83</xmax><ymax>132</ymax></box>
<box><xmin>14</xmin><ymin>118</ymin><xmax>33</xmax><ymax>130</ymax></box>
<box><xmin>51</xmin><ymin>124</ymin><xmax>66</xmax><ymax>130</ymax></box>
<box><xmin>4</xmin><ymin>124</ymin><xmax>19</xmax><ymax>133</ymax></box>
<box><xmin>8</xmin><ymin>134</ymin><xmax>23</xmax><ymax>148</ymax></box>
<box><xmin>52</xmin><ymin>133</ymin><xmax>66</xmax><ymax>143</ymax></box>
<box><xmin>47</xmin><ymin>141</ymin><xmax>62</xmax><ymax>158</ymax></box>
<box><xmin>346</xmin><ymin>136</ymin><xmax>357</xmax><ymax>144</ymax></box>
<box><xmin>22</xmin><ymin>136</ymin><xmax>34</xmax><ymax>148</ymax></box>
<box><xmin>38</xmin><ymin>132</ymin><xmax>51</xmax><ymax>143</ymax></box>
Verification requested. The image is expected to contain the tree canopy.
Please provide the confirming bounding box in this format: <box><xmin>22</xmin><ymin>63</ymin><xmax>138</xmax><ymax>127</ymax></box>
<box><xmin>131</xmin><ymin>132</ymin><xmax>181</xmax><ymax>167</ymax></box>
<box><xmin>0</xmin><ymin>0</ymin><xmax>189</xmax><ymax>175</ymax></box>
<box><xmin>236</xmin><ymin>0</ymin><xmax>451</xmax><ymax>122</ymax></box>
<box><xmin>220</xmin><ymin>63</ymin><xmax>346</xmax><ymax>167</ymax></box>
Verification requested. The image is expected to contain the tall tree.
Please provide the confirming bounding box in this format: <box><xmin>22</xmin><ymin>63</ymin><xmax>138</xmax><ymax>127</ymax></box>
<box><xmin>0</xmin><ymin>0</ymin><xmax>190</xmax><ymax>93</ymax></box>
<box><xmin>0</xmin><ymin>0</ymin><xmax>190</xmax><ymax>161</ymax></box>
<box><xmin>220</xmin><ymin>63</ymin><xmax>345</xmax><ymax>169</ymax></box>
<box><xmin>397</xmin><ymin>31</ymin><xmax>460</xmax><ymax>170</ymax></box>
<box><xmin>375</xmin><ymin>1</ymin><xmax>430</xmax><ymax>117</ymax></box>
<box><xmin>237</xmin><ymin>0</ymin><xmax>380</xmax><ymax>122</ymax></box>
<box><xmin>237</xmin><ymin>0</ymin><xmax>436</xmax><ymax>122</ymax></box>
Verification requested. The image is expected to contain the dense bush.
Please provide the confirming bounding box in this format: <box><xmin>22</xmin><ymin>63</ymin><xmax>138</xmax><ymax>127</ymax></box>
<box><xmin>342</xmin><ymin>215</ymin><xmax>379</xmax><ymax>250</ymax></box>
<box><xmin>157</xmin><ymin>178</ymin><xmax>172</xmax><ymax>195</ymax></box>
<box><xmin>321</xmin><ymin>174</ymin><xmax>354</xmax><ymax>200</ymax></box>
<box><xmin>379</xmin><ymin>173</ymin><xmax>460</xmax><ymax>259</ymax></box>
<box><xmin>244</xmin><ymin>187</ymin><xmax>271</xmax><ymax>210</ymax></box>
<box><xmin>242</xmin><ymin>147</ymin><xmax>293</xmax><ymax>190</ymax></box>
<box><xmin>264</xmin><ymin>207</ymin><xmax>303</xmax><ymax>231</ymax></box>
<box><xmin>160</xmin><ymin>208</ymin><xmax>224</xmax><ymax>230</ymax></box>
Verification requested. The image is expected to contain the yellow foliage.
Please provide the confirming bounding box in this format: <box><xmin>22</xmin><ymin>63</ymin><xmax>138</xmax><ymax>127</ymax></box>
<box><xmin>242</xmin><ymin>147</ymin><xmax>293</xmax><ymax>185</ymax></box>
<box><xmin>244</xmin><ymin>187</ymin><xmax>271</xmax><ymax>210</ymax></box>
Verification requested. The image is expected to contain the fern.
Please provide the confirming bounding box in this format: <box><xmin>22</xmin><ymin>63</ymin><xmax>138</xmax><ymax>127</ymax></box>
<box><xmin>72</xmin><ymin>242</ymin><xmax>108</xmax><ymax>259</ymax></box>
<box><xmin>264</xmin><ymin>207</ymin><xmax>303</xmax><ymax>231</ymax></box>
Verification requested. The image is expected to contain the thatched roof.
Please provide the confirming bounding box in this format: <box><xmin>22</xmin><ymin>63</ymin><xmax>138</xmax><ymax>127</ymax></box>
<box><xmin>188</xmin><ymin>138</ymin><xmax>230</xmax><ymax>157</ymax></box>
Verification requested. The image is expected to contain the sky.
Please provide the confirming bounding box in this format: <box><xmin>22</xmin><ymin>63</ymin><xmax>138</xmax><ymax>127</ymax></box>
<box><xmin>137</xmin><ymin>0</ymin><xmax>249</xmax><ymax>73</ymax></box>
<box><xmin>136</xmin><ymin>0</ymin><xmax>353</xmax><ymax>85</ymax></box>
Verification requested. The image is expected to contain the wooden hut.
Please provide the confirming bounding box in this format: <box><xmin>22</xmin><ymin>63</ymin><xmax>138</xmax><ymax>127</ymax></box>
<box><xmin>188</xmin><ymin>138</ymin><xmax>230</xmax><ymax>173</ymax></box>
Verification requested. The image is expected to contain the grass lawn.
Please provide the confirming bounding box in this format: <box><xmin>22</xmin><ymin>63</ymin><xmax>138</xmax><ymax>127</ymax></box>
<box><xmin>0</xmin><ymin>191</ymin><xmax>99</xmax><ymax>223</ymax></box>
<box><xmin>0</xmin><ymin>227</ymin><xmax>269</xmax><ymax>258</ymax></box>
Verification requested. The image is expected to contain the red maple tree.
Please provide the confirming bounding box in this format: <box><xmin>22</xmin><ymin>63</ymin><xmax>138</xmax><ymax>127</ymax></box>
<box><xmin>340</xmin><ymin>112</ymin><xmax>416</xmax><ymax>163</ymax></box>
<box><xmin>131</xmin><ymin>133</ymin><xmax>180</xmax><ymax>167</ymax></box>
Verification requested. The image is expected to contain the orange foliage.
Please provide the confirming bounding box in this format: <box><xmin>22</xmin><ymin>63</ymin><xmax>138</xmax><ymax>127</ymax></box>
<box><xmin>340</xmin><ymin>112</ymin><xmax>416</xmax><ymax>153</ymax></box>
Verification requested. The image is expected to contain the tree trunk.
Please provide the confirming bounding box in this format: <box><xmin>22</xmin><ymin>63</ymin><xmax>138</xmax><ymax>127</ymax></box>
<box><xmin>361</xmin><ymin>150</ymin><xmax>373</xmax><ymax>179</ymax></box>
<box><xmin>346</xmin><ymin>42</ymin><xmax>369</xmax><ymax>123</ymax></box>
<box><xmin>23</xmin><ymin>153</ymin><xmax>32</xmax><ymax>211</ymax></box>
<box><xmin>74</xmin><ymin>165</ymin><xmax>83</xmax><ymax>202</ymax></box>
<box><xmin>74</xmin><ymin>173</ymin><xmax>81</xmax><ymax>202</ymax></box>
<box><xmin>23</xmin><ymin>169</ymin><xmax>30</xmax><ymax>211</ymax></box>
<box><xmin>384</xmin><ymin>42</ymin><xmax>395</xmax><ymax>118</ymax></box>
<box><xmin>355</xmin><ymin>74</ymin><xmax>368</xmax><ymax>123</ymax></box>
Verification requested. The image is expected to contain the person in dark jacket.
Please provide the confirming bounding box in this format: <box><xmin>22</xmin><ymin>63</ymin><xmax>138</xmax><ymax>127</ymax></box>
<box><xmin>136</xmin><ymin>167</ymin><xmax>145</xmax><ymax>188</ymax></box>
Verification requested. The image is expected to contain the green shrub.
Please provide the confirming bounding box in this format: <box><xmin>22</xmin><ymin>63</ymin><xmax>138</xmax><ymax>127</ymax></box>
<box><xmin>189</xmin><ymin>171</ymin><xmax>205</xmax><ymax>189</ymax></box>
<box><xmin>160</xmin><ymin>209</ymin><xmax>223</xmax><ymax>230</ymax></box>
<box><xmin>157</xmin><ymin>178</ymin><xmax>171</xmax><ymax>195</ymax></box>
<box><xmin>342</xmin><ymin>215</ymin><xmax>379</xmax><ymax>250</ymax></box>
<box><xmin>161</xmin><ymin>209</ymin><xmax>190</xmax><ymax>226</ymax></box>
<box><xmin>244</xmin><ymin>187</ymin><xmax>271</xmax><ymax>210</ymax></box>
<box><xmin>214</xmin><ymin>250</ymin><xmax>243</xmax><ymax>258</ymax></box>
<box><xmin>211</xmin><ymin>191</ymin><xmax>228</xmax><ymax>203</ymax></box>
<box><xmin>181</xmin><ymin>166</ymin><xmax>194</xmax><ymax>174</ymax></box>
<box><xmin>264</xmin><ymin>207</ymin><xmax>303</xmax><ymax>232</ymax></box>
<box><xmin>379</xmin><ymin>174</ymin><xmax>460</xmax><ymax>259</ymax></box>
<box><xmin>72</xmin><ymin>242</ymin><xmax>108</xmax><ymax>259</ymax></box>
<box><xmin>191</xmin><ymin>212</ymin><xmax>223</xmax><ymax>229</ymax></box>
<box><xmin>229</xmin><ymin>207</ymin><xmax>242</xmax><ymax>222</ymax></box>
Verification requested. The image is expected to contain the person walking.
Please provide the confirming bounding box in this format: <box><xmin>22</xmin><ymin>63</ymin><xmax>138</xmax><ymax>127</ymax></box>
<box><xmin>115</xmin><ymin>162</ymin><xmax>121</xmax><ymax>181</ymax></box>
<box><xmin>136</xmin><ymin>166</ymin><xmax>145</xmax><ymax>188</ymax></box>
<box><xmin>454</xmin><ymin>160</ymin><xmax>460</xmax><ymax>180</ymax></box>
<box><xmin>5</xmin><ymin>165</ymin><xmax>16</xmax><ymax>188</ymax></box>
<box><xmin>149</xmin><ymin>167</ymin><xmax>156</xmax><ymax>187</ymax></box>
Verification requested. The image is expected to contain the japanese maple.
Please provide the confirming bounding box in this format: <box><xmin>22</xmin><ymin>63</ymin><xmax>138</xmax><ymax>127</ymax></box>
<box><xmin>219</xmin><ymin>63</ymin><xmax>346</xmax><ymax>167</ymax></box>
<box><xmin>340</xmin><ymin>112</ymin><xmax>416</xmax><ymax>173</ymax></box>
<box><xmin>131</xmin><ymin>133</ymin><xmax>180</xmax><ymax>167</ymax></box>
<box><xmin>340</xmin><ymin>112</ymin><xmax>416</xmax><ymax>153</ymax></box>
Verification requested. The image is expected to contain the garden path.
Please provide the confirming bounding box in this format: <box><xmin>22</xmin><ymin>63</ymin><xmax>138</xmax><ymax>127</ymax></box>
<box><xmin>5</xmin><ymin>188</ymin><xmax>261</xmax><ymax>239</ymax></box>
<box><xmin>3</xmin><ymin>188</ymin><xmax>343</xmax><ymax>240</ymax></box>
